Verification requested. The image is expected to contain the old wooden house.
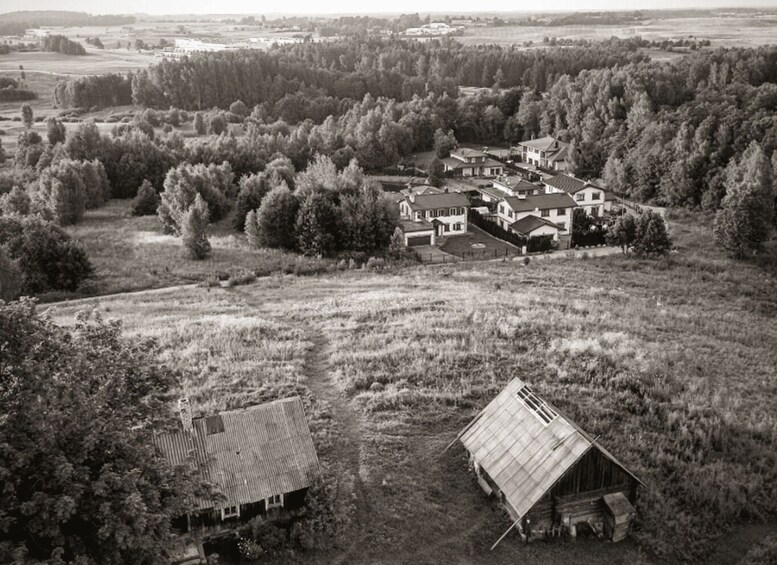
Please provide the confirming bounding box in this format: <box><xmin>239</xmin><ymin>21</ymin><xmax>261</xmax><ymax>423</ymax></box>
<box><xmin>458</xmin><ymin>378</ymin><xmax>642</xmax><ymax>545</ymax></box>
<box><xmin>154</xmin><ymin>396</ymin><xmax>320</xmax><ymax>561</ymax></box>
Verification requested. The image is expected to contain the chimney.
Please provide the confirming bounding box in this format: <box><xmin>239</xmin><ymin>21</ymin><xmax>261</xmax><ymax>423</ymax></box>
<box><xmin>554</xmin><ymin>139</ymin><xmax>559</xmax><ymax>149</ymax></box>
<box><xmin>178</xmin><ymin>397</ymin><xmax>193</xmax><ymax>432</ymax></box>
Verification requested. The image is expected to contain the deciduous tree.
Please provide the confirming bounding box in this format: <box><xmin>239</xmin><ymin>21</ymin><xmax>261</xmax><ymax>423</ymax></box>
<box><xmin>181</xmin><ymin>193</ymin><xmax>211</xmax><ymax>260</ymax></box>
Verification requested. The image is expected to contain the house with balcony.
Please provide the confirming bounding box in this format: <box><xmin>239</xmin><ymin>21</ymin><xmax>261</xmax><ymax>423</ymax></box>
<box><xmin>495</xmin><ymin>192</ymin><xmax>576</xmax><ymax>247</ymax></box>
<box><xmin>398</xmin><ymin>187</ymin><xmax>470</xmax><ymax>242</ymax></box>
<box><xmin>543</xmin><ymin>173</ymin><xmax>606</xmax><ymax>217</ymax></box>
<box><xmin>516</xmin><ymin>136</ymin><xmax>569</xmax><ymax>172</ymax></box>
<box><xmin>442</xmin><ymin>148</ymin><xmax>504</xmax><ymax>178</ymax></box>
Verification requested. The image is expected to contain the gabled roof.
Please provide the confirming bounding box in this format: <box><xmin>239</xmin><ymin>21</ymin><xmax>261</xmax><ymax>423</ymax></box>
<box><xmin>405</xmin><ymin>191</ymin><xmax>470</xmax><ymax>211</ymax></box>
<box><xmin>510</xmin><ymin>215</ymin><xmax>561</xmax><ymax>235</ymax></box>
<box><xmin>451</xmin><ymin>147</ymin><xmax>487</xmax><ymax>159</ymax></box>
<box><xmin>154</xmin><ymin>397</ymin><xmax>320</xmax><ymax>511</ymax></box>
<box><xmin>494</xmin><ymin>176</ymin><xmax>541</xmax><ymax>194</ymax></box>
<box><xmin>519</xmin><ymin>136</ymin><xmax>569</xmax><ymax>157</ymax></box>
<box><xmin>443</xmin><ymin>157</ymin><xmax>504</xmax><ymax>170</ymax></box>
<box><xmin>504</xmin><ymin>192</ymin><xmax>576</xmax><ymax>213</ymax></box>
<box><xmin>545</xmin><ymin>174</ymin><xmax>603</xmax><ymax>195</ymax></box>
<box><xmin>459</xmin><ymin>378</ymin><xmax>641</xmax><ymax>521</ymax></box>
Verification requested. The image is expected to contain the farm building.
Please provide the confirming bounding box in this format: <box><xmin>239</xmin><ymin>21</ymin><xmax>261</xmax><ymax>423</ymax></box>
<box><xmin>154</xmin><ymin>396</ymin><xmax>320</xmax><ymax>560</ymax></box>
<box><xmin>457</xmin><ymin>378</ymin><xmax>641</xmax><ymax>545</ymax></box>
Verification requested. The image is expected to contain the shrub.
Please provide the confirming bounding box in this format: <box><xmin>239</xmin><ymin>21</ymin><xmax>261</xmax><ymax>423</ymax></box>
<box><xmin>180</xmin><ymin>194</ymin><xmax>211</xmax><ymax>260</ymax></box>
<box><xmin>290</xmin><ymin>473</ymin><xmax>355</xmax><ymax>551</ymax></box>
<box><xmin>388</xmin><ymin>226</ymin><xmax>405</xmax><ymax>258</ymax></box>
<box><xmin>250</xmin><ymin>521</ymin><xmax>286</xmax><ymax>553</ymax></box>
<box><xmin>0</xmin><ymin>186</ymin><xmax>31</xmax><ymax>216</ymax></box>
<box><xmin>0</xmin><ymin>215</ymin><xmax>92</xmax><ymax>293</ymax></box>
<box><xmin>209</xmin><ymin>113</ymin><xmax>227</xmax><ymax>135</ymax></box>
<box><xmin>229</xmin><ymin>100</ymin><xmax>249</xmax><ymax>118</ymax></box>
<box><xmin>132</xmin><ymin>180</ymin><xmax>161</xmax><ymax>216</ymax></box>
<box><xmin>0</xmin><ymin>246</ymin><xmax>23</xmax><ymax>301</ymax></box>
<box><xmin>366</xmin><ymin>256</ymin><xmax>385</xmax><ymax>271</ymax></box>
<box><xmin>226</xmin><ymin>269</ymin><xmax>257</xmax><ymax>287</ymax></box>
<box><xmin>254</xmin><ymin>183</ymin><xmax>299</xmax><ymax>250</ymax></box>
<box><xmin>233</xmin><ymin>173</ymin><xmax>270</xmax><ymax>232</ymax></box>
<box><xmin>158</xmin><ymin>162</ymin><xmax>234</xmax><ymax>234</ymax></box>
<box><xmin>194</xmin><ymin>112</ymin><xmax>206</xmax><ymax>135</ymax></box>
<box><xmin>21</xmin><ymin>103</ymin><xmax>33</xmax><ymax>129</ymax></box>
<box><xmin>633</xmin><ymin>210</ymin><xmax>672</xmax><ymax>257</ymax></box>
<box><xmin>606</xmin><ymin>213</ymin><xmax>637</xmax><ymax>253</ymax></box>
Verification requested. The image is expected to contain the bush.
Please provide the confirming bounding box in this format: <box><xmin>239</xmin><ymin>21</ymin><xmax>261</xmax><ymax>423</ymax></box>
<box><xmin>158</xmin><ymin>162</ymin><xmax>234</xmax><ymax>234</ymax></box>
<box><xmin>0</xmin><ymin>246</ymin><xmax>23</xmax><ymax>301</ymax></box>
<box><xmin>226</xmin><ymin>269</ymin><xmax>257</xmax><ymax>287</ymax></box>
<box><xmin>194</xmin><ymin>112</ymin><xmax>206</xmax><ymax>135</ymax></box>
<box><xmin>180</xmin><ymin>194</ymin><xmax>211</xmax><ymax>260</ymax></box>
<box><xmin>290</xmin><ymin>473</ymin><xmax>355</xmax><ymax>551</ymax></box>
<box><xmin>254</xmin><ymin>183</ymin><xmax>299</xmax><ymax>250</ymax></box>
<box><xmin>633</xmin><ymin>210</ymin><xmax>672</xmax><ymax>257</ymax></box>
<box><xmin>0</xmin><ymin>215</ymin><xmax>92</xmax><ymax>294</ymax></box>
<box><xmin>132</xmin><ymin>180</ymin><xmax>161</xmax><ymax>216</ymax></box>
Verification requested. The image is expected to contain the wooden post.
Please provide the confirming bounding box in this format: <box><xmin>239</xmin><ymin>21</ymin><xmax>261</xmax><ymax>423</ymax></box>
<box><xmin>491</xmin><ymin>517</ymin><xmax>523</xmax><ymax>551</ymax></box>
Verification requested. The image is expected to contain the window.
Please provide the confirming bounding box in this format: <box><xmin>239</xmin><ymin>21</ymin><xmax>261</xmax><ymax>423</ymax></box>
<box><xmin>508</xmin><ymin>210</ymin><xmax>513</xmax><ymax>218</ymax></box>
<box><xmin>454</xmin><ymin>222</ymin><xmax>462</xmax><ymax>231</ymax></box>
<box><xmin>557</xmin><ymin>208</ymin><xmax>567</xmax><ymax>215</ymax></box>
<box><xmin>415</xmin><ymin>212</ymin><xmax>422</xmax><ymax>220</ymax></box>
<box><xmin>591</xmin><ymin>192</ymin><xmax>601</xmax><ymax>200</ymax></box>
<box><xmin>438</xmin><ymin>208</ymin><xmax>445</xmax><ymax>217</ymax></box>
<box><xmin>449</xmin><ymin>207</ymin><xmax>455</xmax><ymax>216</ymax></box>
<box><xmin>499</xmin><ymin>205</ymin><xmax>504</xmax><ymax>215</ymax></box>
<box><xmin>444</xmin><ymin>224</ymin><xmax>450</xmax><ymax>232</ymax></box>
<box><xmin>221</xmin><ymin>505</ymin><xmax>240</xmax><ymax>520</ymax></box>
<box><xmin>541</xmin><ymin>209</ymin><xmax>550</xmax><ymax>217</ymax></box>
<box><xmin>575</xmin><ymin>193</ymin><xmax>585</xmax><ymax>201</ymax></box>
<box><xmin>516</xmin><ymin>385</ymin><xmax>557</xmax><ymax>425</ymax></box>
<box><xmin>267</xmin><ymin>493</ymin><xmax>283</xmax><ymax>509</ymax></box>
<box><xmin>426</xmin><ymin>210</ymin><xmax>432</xmax><ymax>219</ymax></box>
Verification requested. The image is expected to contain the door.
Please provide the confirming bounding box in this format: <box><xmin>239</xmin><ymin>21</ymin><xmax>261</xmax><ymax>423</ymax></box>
<box><xmin>407</xmin><ymin>235</ymin><xmax>431</xmax><ymax>246</ymax></box>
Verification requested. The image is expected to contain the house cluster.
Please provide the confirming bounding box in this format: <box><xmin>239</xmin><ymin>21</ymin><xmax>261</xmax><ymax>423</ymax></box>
<box><xmin>404</xmin><ymin>22</ymin><xmax>461</xmax><ymax>36</ymax></box>
<box><xmin>394</xmin><ymin>140</ymin><xmax>613</xmax><ymax>249</ymax></box>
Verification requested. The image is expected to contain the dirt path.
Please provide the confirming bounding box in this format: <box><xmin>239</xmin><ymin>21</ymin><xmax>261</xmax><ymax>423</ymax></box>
<box><xmin>299</xmin><ymin>329</ymin><xmax>373</xmax><ymax>565</ymax></box>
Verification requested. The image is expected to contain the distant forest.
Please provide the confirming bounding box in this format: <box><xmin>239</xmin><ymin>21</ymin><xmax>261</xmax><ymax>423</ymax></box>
<box><xmin>54</xmin><ymin>37</ymin><xmax>777</xmax><ymax>211</ymax></box>
<box><xmin>0</xmin><ymin>11</ymin><xmax>135</xmax><ymax>37</ymax></box>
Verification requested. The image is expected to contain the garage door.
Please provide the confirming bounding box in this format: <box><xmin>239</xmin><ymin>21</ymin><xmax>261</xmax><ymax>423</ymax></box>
<box><xmin>407</xmin><ymin>235</ymin><xmax>431</xmax><ymax>246</ymax></box>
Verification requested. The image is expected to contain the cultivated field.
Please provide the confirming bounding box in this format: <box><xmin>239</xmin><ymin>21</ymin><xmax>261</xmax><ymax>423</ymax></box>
<box><xmin>46</xmin><ymin>217</ymin><xmax>777</xmax><ymax>564</ymax></box>
<box><xmin>457</xmin><ymin>15</ymin><xmax>777</xmax><ymax>48</ymax></box>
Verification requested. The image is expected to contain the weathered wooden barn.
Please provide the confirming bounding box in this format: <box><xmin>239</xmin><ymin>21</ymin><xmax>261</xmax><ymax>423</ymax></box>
<box><xmin>154</xmin><ymin>396</ymin><xmax>320</xmax><ymax>561</ymax></box>
<box><xmin>458</xmin><ymin>378</ymin><xmax>642</xmax><ymax>545</ymax></box>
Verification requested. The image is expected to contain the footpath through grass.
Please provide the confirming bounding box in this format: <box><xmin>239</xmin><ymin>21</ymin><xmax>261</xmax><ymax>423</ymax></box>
<box><xmin>46</xmin><ymin>216</ymin><xmax>777</xmax><ymax>564</ymax></box>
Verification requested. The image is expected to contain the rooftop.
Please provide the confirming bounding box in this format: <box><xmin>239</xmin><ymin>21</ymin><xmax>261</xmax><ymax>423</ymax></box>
<box><xmin>459</xmin><ymin>378</ymin><xmax>640</xmax><ymax>520</ymax></box>
<box><xmin>545</xmin><ymin>174</ymin><xmax>603</xmax><ymax>195</ymax></box>
<box><xmin>154</xmin><ymin>397</ymin><xmax>320</xmax><ymax>511</ymax></box>
<box><xmin>510</xmin><ymin>215</ymin><xmax>561</xmax><ymax>235</ymax></box>
<box><xmin>519</xmin><ymin>136</ymin><xmax>569</xmax><ymax>153</ymax></box>
<box><xmin>405</xmin><ymin>191</ymin><xmax>471</xmax><ymax>211</ymax></box>
<box><xmin>504</xmin><ymin>192</ymin><xmax>576</xmax><ymax>213</ymax></box>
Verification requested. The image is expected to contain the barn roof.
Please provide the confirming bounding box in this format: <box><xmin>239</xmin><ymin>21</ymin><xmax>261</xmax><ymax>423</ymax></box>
<box><xmin>459</xmin><ymin>378</ymin><xmax>640</xmax><ymax>520</ymax></box>
<box><xmin>154</xmin><ymin>397</ymin><xmax>320</xmax><ymax>511</ymax></box>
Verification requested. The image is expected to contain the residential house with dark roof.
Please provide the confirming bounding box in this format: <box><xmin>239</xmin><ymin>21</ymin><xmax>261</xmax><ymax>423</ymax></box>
<box><xmin>491</xmin><ymin>175</ymin><xmax>542</xmax><ymax>198</ymax></box>
<box><xmin>517</xmin><ymin>136</ymin><xmax>570</xmax><ymax>172</ymax></box>
<box><xmin>495</xmin><ymin>192</ymin><xmax>576</xmax><ymax>244</ymax></box>
<box><xmin>458</xmin><ymin>378</ymin><xmax>642</xmax><ymax>545</ymax></box>
<box><xmin>154</xmin><ymin>396</ymin><xmax>320</xmax><ymax>555</ymax></box>
<box><xmin>442</xmin><ymin>148</ymin><xmax>504</xmax><ymax>177</ymax></box>
<box><xmin>399</xmin><ymin>188</ymin><xmax>470</xmax><ymax>241</ymax></box>
<box><xmin>543</xmin><ymin>173</ymin><xmax>606</xmax><ymax>217</ymax></box>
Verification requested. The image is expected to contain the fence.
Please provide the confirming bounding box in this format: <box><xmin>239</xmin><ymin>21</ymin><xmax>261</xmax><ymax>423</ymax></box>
<box><xmin>467</xmin><ymin>209</ymin><xmax>527</xmax><ymax>248</ymax></box>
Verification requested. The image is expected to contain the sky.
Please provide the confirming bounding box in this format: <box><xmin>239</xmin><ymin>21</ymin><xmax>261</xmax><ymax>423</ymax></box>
<box><xmin>0</xmin><ymin>0</ymin><xmax>774</xmax><ymax>15</ymax></box>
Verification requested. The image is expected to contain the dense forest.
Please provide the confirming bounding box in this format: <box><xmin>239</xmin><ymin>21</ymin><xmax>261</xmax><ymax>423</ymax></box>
<box><xmin>0</xmin><ymin>10</ymin><xmax>134</xmax><ymax>37</ymax></box>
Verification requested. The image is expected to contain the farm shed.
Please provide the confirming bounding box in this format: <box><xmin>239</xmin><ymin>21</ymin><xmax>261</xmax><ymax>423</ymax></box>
<box><xmin>457</xmin><ymin>378</ymin><xmax>642</xmax><ymax>545</ymax></box>
<box><xmin>154</xmin><ymin>396</ymin><xmax>320</xmax><ymax>545</ymax></box>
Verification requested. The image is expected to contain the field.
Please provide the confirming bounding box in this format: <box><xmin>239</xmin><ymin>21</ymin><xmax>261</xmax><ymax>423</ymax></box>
<box><xmin>48</xmin><ymin>199</ymin><xmax>332</xmax><ymax>299</ymax></box>
<box><xmin>457</xmin><ymin>15</ymin><xmax>777</xmax><ymax>49</ymax></box>
<box><xmin>45</xmin><ymin>217</ymin><xmax>777</xmax><ymax>564</ymax></box>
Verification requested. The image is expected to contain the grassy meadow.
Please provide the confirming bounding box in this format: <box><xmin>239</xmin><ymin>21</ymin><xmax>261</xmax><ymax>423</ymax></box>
<box><xmin>53</xmin><ymin>199</ymin><xmax>332</xmax><ymax>299</ymax></box>
<box><xmin>45</xmin><ymin>216</ymin><xmax>777</xmax><ymax>564</ymax></box>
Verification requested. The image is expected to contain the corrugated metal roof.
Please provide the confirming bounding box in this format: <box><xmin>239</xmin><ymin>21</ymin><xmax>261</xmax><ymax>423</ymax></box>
<box><xmin>154</xmin><ymin>397</ymin><xmax>320</xmax><ymax>510</ymax></box>
<box><xmin>460</xmin><ymin>378</ymin><xmax>636</xmax><ymax>520</ymax></box>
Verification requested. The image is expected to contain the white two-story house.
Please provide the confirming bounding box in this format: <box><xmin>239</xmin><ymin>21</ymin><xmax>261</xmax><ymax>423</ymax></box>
<box><xmin>516</xmin><ymin>136</ymin><xmax>569</xmax><ymax>172</ymax></box>
<box><xmin>442</xmin><ymin>148</ymin><xmax>504</xmax><ymax>177</ymax></box>
<box><xmin>543</xmin><ymin>173</ymin><xmax>606</xmax><ymax>217</ymax></box>
<box><xmin>399</xmin><ymin>188</ymin><xmax>470</xmax><ymax>242</ymax></box>
<box><xmin>495</xmin><ymin>192</ymin><xmax>576</xmax><ymax>244</ymax></box>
